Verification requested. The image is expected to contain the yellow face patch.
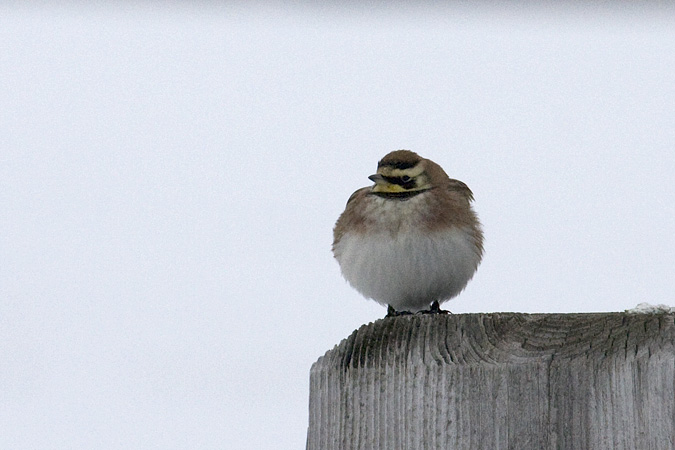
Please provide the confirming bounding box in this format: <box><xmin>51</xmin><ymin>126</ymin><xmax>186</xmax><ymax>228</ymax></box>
<box><xmin>370</xmin><ymin>169</ymin><xmax>432</xmax><ymax>193</ymax></box>
<box><xmin>372</xmin><ymin>182</ymin><xmax>409</xmax><ymax>193</ymax></box>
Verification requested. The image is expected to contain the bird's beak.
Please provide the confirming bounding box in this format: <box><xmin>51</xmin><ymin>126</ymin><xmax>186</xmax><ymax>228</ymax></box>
<box><xmin>368</xmin><ymin>174</ymin><xmax>385</xmax><ymax>184</ymax></box>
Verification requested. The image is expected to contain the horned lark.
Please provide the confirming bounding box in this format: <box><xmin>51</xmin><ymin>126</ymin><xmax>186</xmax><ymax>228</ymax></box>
<box><xmin>332</xmin><ymin>150</ymin><xmax>483</xmax><ymax>315</ymax></box>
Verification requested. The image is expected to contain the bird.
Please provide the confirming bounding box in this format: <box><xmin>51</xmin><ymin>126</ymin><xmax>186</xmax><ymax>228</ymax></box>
<box><xmin>332</xmin><ymin>150</ymin><xmax>483</xmax><ymax>316</ymax></box>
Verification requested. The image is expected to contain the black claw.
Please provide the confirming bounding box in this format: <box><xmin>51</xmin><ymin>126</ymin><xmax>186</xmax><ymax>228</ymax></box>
<box><xmin>386</xmin><ymin>305</ymin><xmax>413</xmax><ymax>317</ymax></box>
<box><xmin>419</xmin><ymin>301</ymin><xmax>451</xmax><ymax>315</ymax></box>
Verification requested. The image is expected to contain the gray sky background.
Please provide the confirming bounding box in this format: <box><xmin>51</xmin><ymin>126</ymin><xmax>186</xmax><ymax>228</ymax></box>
<box><xmin>2</xmin><ymin>3</ymin><xmax>675</xmax><ymax>449</ymax></box>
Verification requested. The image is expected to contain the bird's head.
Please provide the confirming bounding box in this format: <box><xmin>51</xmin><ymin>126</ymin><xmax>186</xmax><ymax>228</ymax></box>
<box><xmin>369</xmin><ymin>150</ymin><xmax>434</xmax><ymax>195</ymax></box>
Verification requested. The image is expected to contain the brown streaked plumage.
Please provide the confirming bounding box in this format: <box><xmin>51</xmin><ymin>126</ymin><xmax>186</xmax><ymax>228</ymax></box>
<box><xmin>332</xmin><ymin>150</ymin><xmax>483</xmax><ymax>315</ymax></box>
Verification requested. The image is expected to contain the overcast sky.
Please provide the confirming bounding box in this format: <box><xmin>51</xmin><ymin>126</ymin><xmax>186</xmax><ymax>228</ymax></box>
<box><xmin>2</xmin><ymin>3</ymin><xmax>675</xmax><ymax>449</ymax></box>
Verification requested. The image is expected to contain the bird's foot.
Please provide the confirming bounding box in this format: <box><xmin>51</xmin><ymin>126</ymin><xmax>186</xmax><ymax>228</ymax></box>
<box><xmin>419</xmin><ymin>301</ymin><xmax>451</xmax><ymax>315</ymax></box>
<box><xmin>386</xmin><ymin>305</ymin><xmax>413</xmax><ymax>317</ymax></box>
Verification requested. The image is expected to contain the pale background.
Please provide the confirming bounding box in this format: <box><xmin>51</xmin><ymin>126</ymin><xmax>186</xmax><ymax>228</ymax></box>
<box><xmin>2</xmin><ymin>3</ymin><xmax>675</xmax><ymax>449</ymax></box>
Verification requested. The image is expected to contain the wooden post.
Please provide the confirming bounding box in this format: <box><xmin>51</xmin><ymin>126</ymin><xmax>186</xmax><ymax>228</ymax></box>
<box><xmin>307</xmin><ymin>312</ymin><xmax>675</xmax><ymax>449</ymax></box>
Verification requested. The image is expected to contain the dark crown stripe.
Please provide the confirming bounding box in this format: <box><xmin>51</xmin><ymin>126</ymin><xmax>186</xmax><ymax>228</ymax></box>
<box><xmin>378</xmin><ymin>161</ymin><xmax>417</xmax><ymax>170</ymax></box>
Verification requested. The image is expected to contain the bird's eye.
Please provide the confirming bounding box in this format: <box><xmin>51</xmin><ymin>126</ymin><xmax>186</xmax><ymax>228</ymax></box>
<box><xmin>401</xmin><ymin>175</ymin><xmax>411</xmax><ymax>183</ymax></box>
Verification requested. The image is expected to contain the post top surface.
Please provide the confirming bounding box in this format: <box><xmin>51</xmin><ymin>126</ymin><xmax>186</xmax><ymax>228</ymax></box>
<box><xmin>312</xmin><ymin>312</ymin><xmax>675</xmax><ymax>371</ymax></box>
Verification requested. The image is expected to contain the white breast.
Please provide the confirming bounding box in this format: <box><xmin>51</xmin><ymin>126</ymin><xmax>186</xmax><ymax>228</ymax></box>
<box><xmin>334</xmin><ymin>226</ymin><xmax>481</xmax><ymax>312</ymax></box>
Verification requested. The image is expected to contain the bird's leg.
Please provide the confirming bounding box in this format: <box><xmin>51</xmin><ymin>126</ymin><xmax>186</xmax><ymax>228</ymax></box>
<box><xmin>420</xmin><ymin>301</ymin><xmax>450</xmax><ymax>315</ymax></box>
<box><xmin>386</xmin><ymin>305</ymin><xmax>413</xmax><ymax>317</ymax></box>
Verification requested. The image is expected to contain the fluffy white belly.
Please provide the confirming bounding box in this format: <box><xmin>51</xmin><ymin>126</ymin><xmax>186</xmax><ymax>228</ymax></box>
<box><xmin>334</xmin><ymin>227</ymin><xmax>480</xmax><ymax>312</ymax></box>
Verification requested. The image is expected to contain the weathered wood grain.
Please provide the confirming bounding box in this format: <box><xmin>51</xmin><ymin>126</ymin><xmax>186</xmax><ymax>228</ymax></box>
<box><xmin>307</xmin><ymin>313</ymin><xmax>675</xmax><ymax>450</ymax></box>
